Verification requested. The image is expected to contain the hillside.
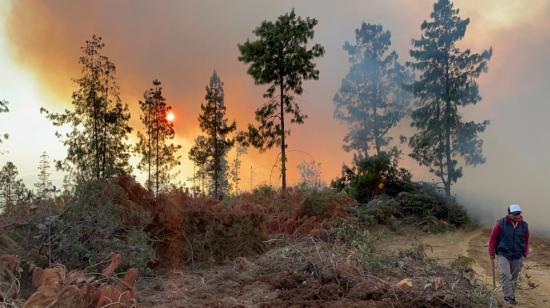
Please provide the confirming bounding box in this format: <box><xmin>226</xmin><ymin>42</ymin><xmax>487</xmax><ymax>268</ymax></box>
<box><xmin>1</xmin><ymin>176</ymin><xmax>504</xmax><ymax>307</ymax></box>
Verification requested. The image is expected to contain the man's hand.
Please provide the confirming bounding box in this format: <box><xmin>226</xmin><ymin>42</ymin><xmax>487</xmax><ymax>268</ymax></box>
<box><xmin>490</xmin><ymin>253</ymin><xmax>495</xmax><ymax>260</ymax></box>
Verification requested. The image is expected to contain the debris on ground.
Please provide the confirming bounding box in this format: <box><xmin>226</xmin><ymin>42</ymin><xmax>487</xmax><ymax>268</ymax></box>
<box><xmin>1</xmin><ymin>254</ymin><xmax>21</xmax><ymax>306</ymax></box>
<box><xmin>22</xmin><ymin>253</ymin><xmax>139</xmax><ymax>308</ymax></box>
<box><xmin>139</xmin><ymin>236</ymin><xmax>492</xmax><ymax>307</ymax></box>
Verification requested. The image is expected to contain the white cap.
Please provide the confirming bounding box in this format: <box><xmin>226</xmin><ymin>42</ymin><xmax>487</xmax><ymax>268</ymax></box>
<box><xmin>509</xmin><ymin>204</ymin><xmax>522</xmax><ymax>214</ymax></box>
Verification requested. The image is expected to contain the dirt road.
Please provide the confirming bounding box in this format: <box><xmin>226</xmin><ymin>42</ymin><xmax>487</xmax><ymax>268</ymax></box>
<box><xmin>466</xmin><ymin>229</ymin><xmax>550</xmax><ymax>308</ymax></box>
<box><xmin>380</xmin><ymin>227</ymin><xmax>550</xmax><ymax>307</ymax></box>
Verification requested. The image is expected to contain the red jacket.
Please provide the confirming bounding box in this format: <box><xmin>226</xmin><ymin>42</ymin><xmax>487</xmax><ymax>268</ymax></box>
<box><xmin>488</xmin><ymin>215</ymin><xmax>529</xmax><ymax>258</ymax></box>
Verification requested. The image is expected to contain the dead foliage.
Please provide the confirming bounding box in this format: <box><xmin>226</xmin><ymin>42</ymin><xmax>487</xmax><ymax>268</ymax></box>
<box><xmin>181</xmin><ymin>198</ymin><xmax>267</xmax><ymax>265</ymax></box>
<box><xmin>239</xmin><ymin>186</ymin><xmax>355</xmax><ymax>242</ymax></box>
<box><xmin>139</xmin><ymin>236</ymin><xmax>492</xmax><ymax>307</ymax></box>
<box><xmin>126</xmin><ymin>187</ymin><xmax>269</xmax><ymax>268</ymax></box>
<box><xmin>147</xmin><ymin>191</ymin><xmax>186</xmax><ymax>269</ymax></box>
<box><xmin>256</xmin><ymin>238</ymin><xmax>491</xmax><ymax>307</ymax></box>
<box><xmin>1</xmin><ymin>254</ymin><xmax>21</xmax><ymax>306</ymax></box>
<box><xmin>22</xmin><ymin>253</ymin><xmax>139</xmax><ymax>308</ymax></box>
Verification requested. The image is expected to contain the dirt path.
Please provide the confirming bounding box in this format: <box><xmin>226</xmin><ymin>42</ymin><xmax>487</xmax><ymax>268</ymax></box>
<box><xmin>466</xmin><ymin>230</ymin><xmax>550</xmax><ymax>308</ymax></box>
<box><xmin>381</xmin><ymin>228</ymin><xmax>550</xmax><ymax>307</ymax></box>
<box><xmin>141</xmin><ymin>227</ymin><xmax>550</xmax><ymax>307</ymax></box>
<box><xmin>419</xmin><ymin>229</ymin><xmax>487</xmax><ymax>279</ymax></box>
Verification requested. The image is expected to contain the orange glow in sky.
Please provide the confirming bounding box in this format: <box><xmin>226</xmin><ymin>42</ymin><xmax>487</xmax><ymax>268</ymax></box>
<box><xmin>3</xmin><ymin>0</ymin><xmax>550</xmax><ymax>231</ymax></box>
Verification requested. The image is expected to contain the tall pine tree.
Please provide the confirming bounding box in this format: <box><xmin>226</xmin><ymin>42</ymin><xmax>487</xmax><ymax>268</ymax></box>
<box><xmin>195</xmin><ymin>71</ymin><xmax>236</xmax><ymax>198</ymax></box>
<box><xmin>408</xmin><ymin>0</ymin><xmax>492</xmax><ymax>198</ymax></box>
<box><xmin>41</xmin><ymin>35</ymin><xmax>132</xmax><ymax>181</ymax></box>
<box><xmin>238</xmin><ymin>9</ymin><xmax>325</xmax><ymax>193</ymax></box>
<box><xmin>136</xmin><ymin>79</ymin><xmax>181</xmax><ymax>197</ymax></box>
<box><xmin>0</xmin><ymin>162</ymin><xmax>28</xmax><ymax>210</ymax></box>
<box><xmin>334</xmin><ymin>23</ymin><xmax>412</xmax><ymax>160</ymax></box>
<box><xmin>34</xmin><ymin>151</ymin><xmax>53</xmax><ymax>199</ymax></box>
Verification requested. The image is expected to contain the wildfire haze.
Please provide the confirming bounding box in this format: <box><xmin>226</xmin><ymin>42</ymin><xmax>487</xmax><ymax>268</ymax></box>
<box><xmin>1</xmin><ymin>0</ymin><xmax>550</xmax><ymax>232</ymax></box>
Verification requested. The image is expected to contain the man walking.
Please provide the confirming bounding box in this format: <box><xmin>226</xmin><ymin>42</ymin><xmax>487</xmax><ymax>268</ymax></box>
<box><xmin>488</xmin><ymin>204</ymin><xmax>530</xmax><ymax>305</ymax></box>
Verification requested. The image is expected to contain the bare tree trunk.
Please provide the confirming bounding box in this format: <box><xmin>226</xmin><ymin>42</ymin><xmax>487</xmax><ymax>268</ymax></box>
<box><xmin>279</xmin><ymin>79</ymin><xmax>287</xmax><ymax>193</ymax></box>
<box><xmin>92</xmin><ymin>68</ymin><xmax>100</xmax><ymax>180</ymax></box>
<box><xmin>214</xmin><ymin>101</ymin><xmax>219</xmax><ymax>198</ymax></box>
<box><xmin>147</xmin><ymin>102</ymin><xmax>152</xmax><ymax>191</ymax></box>
<box><xmin>445</xmin><ymin>99</ymin><xmax>452</xmax><ymax>199</ymax></box>
<box><xmin>444</xmin><ymin>63</ymin><xmax>452</xmax><ymax>199</ymax></box>
<box><xmin>156</xmin><ymin>89</ymin><xmax>160</xmax><ymax>199</ymax></box>
<box><xmin>102</xmin><ymin>75</ymin><xmax>108</xmax><ymax>178</ymax></box>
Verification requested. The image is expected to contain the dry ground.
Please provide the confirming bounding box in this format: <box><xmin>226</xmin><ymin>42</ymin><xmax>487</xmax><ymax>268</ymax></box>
<box><xmin>137</xmin><ymin>226</ymin><xmax>550</xmax><ymax>307</ymax></box>
<box><xmin>378</xmin><ymin>226</ymin><xmax>550</xmax><ymax>308</ymax></box>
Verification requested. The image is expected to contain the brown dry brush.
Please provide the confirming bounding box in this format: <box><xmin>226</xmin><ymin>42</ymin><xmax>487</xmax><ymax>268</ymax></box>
<box><xmin>238</xmin><ymin>186</ymin><xmax>356</xmax><ymax>240</ymax></box>
<box><xmin>158</xmin><ymin>186</ymin><xmax>352</xmax><ymax>268</ymax></box>
<box><xmin>1</xmin><ymin>176</ymin><xmax>492</xmax><ymax>307</ymax></box>
<box><xmin>22</xmin><ymin>253</ymin><xmax>138</xmax><ymax>308</ymax></box>
<box><xmin>181</xmin><ymin>200</ymin><xmax>267</xmax><ymax>265</ymax></box>
<box><xmin>120</xmin><ymin>181</ymin><xmax>489</xmax><ymax>306</ymax></box>
<box><xmin>1</xmin><ymin>254</ymin><xmax>21</xmax><ymax>307</ymax></box>
<box><xmin>255</xmin><ymin>237</ymin><xmax>491</xmax><ymax>307</ymax></box>
<box><xmin>119</xmin><ymin>177</ymin><xmax>269</xmax><ymax>268</ymax></box>
<box><xmin>140</xmin><ymin>185</ymin><xmax>354</xmax><ymax>269</ymax></box>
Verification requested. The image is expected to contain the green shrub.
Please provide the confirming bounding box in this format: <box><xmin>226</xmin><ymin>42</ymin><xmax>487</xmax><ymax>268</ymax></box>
<box><xmin>428</xmin><ymin>219</ymin><xmax>451</xmax><ymax>233</ymax></box>
<box><xmin>51</xmin><ymin>180</ymin><xmax>154</xmax><ymax>275</ymax></box>
<box><xmin>397</xmin><ymin>192</ymin><xmax>446</xmax><ymax>218</ymax></box>
<box><xmin>122</xmin><ymin>228</ymin><xmax>156</xmax><ymax>274</ymax></box>
<box><xmin>296</xmin><ymin>187</ymin><xmax>352</xmax><ymax>219</ymax></box>
<box><xmin>389</xmin><ymin>220</ymin><xmax>402</xmax><ymax>234</ymax></box>
<box><xmin>252</xmin><ymin>184</ymin><xmax>277</xmax><ymax>198</ymax></box>
<box><xmin>446</xmin><ymin>201</ymin><xmax>469</xmax><ymax>227</ymax></box>
<box><xmin>451</xmin><ymin>255</ymin><xmax>476</xmax><ymax>278</ymax></box>
<box><xmin>397</xmin><ymin>190</ymin><xmax>469</xmax><ymax>229</ymax></box>
<box><xmin>298</xmin><ymin>188</ymin><xmax>328</xmax><ymax>218</ymax></box>
<box><xmin>353</xmin><ymin>230</ymin><xmax>396</xmax><ymax>272</ymax></box>
<box><xmin>330</xmin><ymin>220</ymin><xmax>356</xmax><ymax>246</ymax></box>
<box><xmin>357</xmin><ymin>195</ymin><xmax>400</xmax><ymax>225</ymax></box>
<box><xmin>331</xmin><ymin>151</ymin><xmax>413</xmax><ymax>203</ymax></box>
<box><xmin>330</xmin><ymin>153</ymin><xmax>471</xmax><ymax>230</ymax></box>
<box><xmin>352</xmin><ymin>230</ymin><xmax>376</xmax><ymax>259</ymax></box>
<box><xmin>364</xmin><ymin>252</ymin><xmax>396</xmax><ymax>272</ymax></box>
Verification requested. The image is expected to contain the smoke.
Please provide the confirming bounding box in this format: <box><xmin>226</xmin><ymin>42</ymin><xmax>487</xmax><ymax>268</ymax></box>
<box><xmin>453</xmin><ymin>4</ymin><xmax>550</xmax><ymax>235</ymax></box>
<box><xmin>3</xmin><ymin>0</ymin><xmax>550</xmax><ymax>232</ymax></box>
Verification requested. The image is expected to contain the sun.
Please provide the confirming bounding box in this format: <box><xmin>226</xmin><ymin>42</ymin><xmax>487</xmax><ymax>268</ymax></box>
<box><xmin>166</xmin><ymin>111</ymin><xmax>175</xmax><ymax>122</ymax></box>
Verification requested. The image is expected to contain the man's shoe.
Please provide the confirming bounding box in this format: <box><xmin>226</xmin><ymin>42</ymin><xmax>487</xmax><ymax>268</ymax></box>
<box><xmin>504</xmin><ymin>297</ymin><xmax>517</xmax><ymax>305</ymax></box>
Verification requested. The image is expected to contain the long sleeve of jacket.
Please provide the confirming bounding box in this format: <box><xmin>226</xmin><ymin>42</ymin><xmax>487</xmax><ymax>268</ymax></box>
<box><xmin>488</xmin><ymin>221</ymin><xmax>500</xmax><ymax>257</ymax></box>
<box><xmin>524</xmin><ymin>224</ymin><xmax>530</xmax><ymax>257</ymax></box>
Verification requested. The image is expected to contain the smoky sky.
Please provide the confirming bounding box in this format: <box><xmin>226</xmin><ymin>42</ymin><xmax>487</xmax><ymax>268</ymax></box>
<box><xmin>3</xmin><ymin>0</ymin><xmax>550</xmax><ymax>233</ymax></box>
